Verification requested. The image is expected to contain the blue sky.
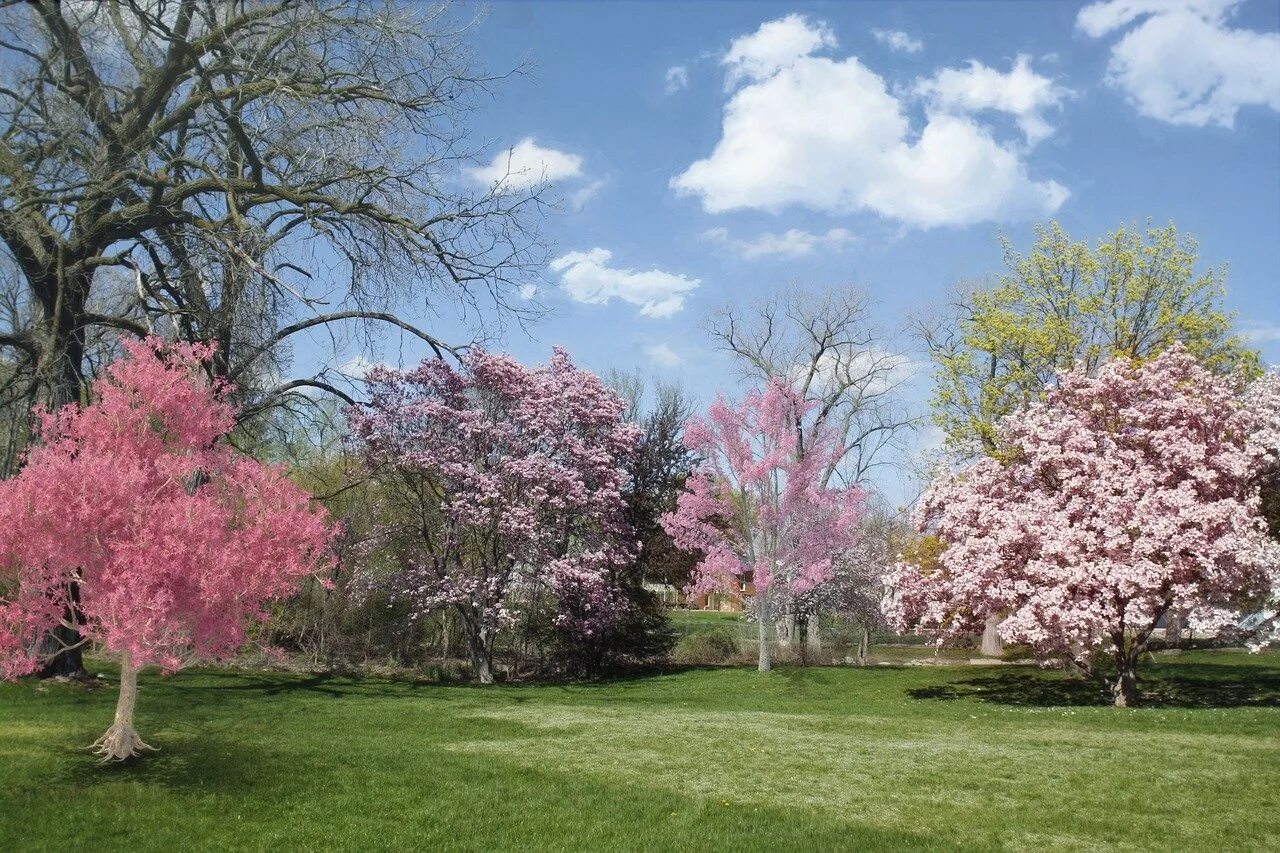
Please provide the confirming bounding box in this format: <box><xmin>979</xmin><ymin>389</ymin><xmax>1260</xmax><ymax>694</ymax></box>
<box><xmin>325</xmin><ymin>0</ymin><xmax>1280</xmax><ymax>499</ymax></box>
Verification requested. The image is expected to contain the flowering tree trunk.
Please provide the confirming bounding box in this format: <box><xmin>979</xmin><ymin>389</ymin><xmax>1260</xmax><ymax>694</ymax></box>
<box><xmin>89</xmin><ymin>652</ymin><xmax>155</xmax><ymax>762</ymax></box>
<box><xmin>804</xmin><ymin>616</ymin><xmax>821</xmax><ymax>654</ymax></box>
<box><xmin>460</xmin><ymin>610</ymin><xmax>496</xmax><ymax>685</ymax></box>
<box><xmin>1110</xmin><ymin>637</ymin><xmax>1140</xmax><ymax>708</ymax></box>
<box><xmin>756</xmin><ymin>591</ymin><xmax>771</xmax><ymax>672</ymax></box>
<box><xmin>980</xmin><ymin>616</ymin><xmax>1003</xmax><ymax>657</ymax></box>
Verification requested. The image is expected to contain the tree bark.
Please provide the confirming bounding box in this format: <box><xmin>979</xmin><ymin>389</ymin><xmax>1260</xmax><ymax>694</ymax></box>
<box><xmin>32</xmin><ymin>278</ymin><xmax>91</xmax><ymax>679</ymax></box>
<box><xmin>980</xmin><ymin>615</ymin><xmax>1003</xmax><ymax>657</ymax></box>
<box><xmin>1111</xmin><ymin>662</ymin><xmax>1138</xmax><ymax>707</ymax></box>
<box><xmin>804</xmin><ymin>614</ymin><xmax>821</xmax><ymax>655</ymax></box>
<box><xmin>89</xmin><ymin>651</ymin><xmax>155</xmax><ymax>762</ymax></box>
<box><xmin>756</xmin><ymin>592</ymin><xmax>771</xmax><ymax>672</ymax></box>
<box><xmin>1165</xmin><ymin>610</ymin><xmax>1183</xmax><ymax>648</ymax></box>
<box><xmin>461</xmin><ymin>609</ymin><xmax>495</xmax><ymax>685</ymax></box>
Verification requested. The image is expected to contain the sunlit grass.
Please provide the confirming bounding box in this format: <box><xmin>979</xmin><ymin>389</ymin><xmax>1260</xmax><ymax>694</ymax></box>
<box><xmin>1</xmin><ymin>650</ymin><xmax>1276</xmax><ymax>851</ymax></box>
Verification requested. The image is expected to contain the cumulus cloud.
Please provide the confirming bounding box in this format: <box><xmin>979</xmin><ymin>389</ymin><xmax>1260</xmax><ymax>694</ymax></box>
<box><xmin>644</xmin><ymin>343</ymin><xmax>684</xmax><ymax>367</ymax></box>
<box><xmin>465</xmin><ymin>138</ymin><xmax>585</xmax><ymax>190</ymax></box>
<box><xmin>871</xmin><ymin>28</ymin><xmax>924</xmax><ymax>54</ymax></box>
<box><xmin>913</xmin><ymin>54</ymin><xmax>1072</xmax><ymax>144</ymax></box>
<box><xmin>672</xmin><ymin>15</ymin><xmax>1068</xmax><ymax>228</ymax></box>
<box><xmin>665</xmin><ymin>65</ymin><xmax>690</xmax><ymax>93</ymax></box>
<box><xmin>723</xmin><ymin>13</ymin><xmax>836</xmax><ymax>87</ymax></box>
<box><xmin>702</xmin><ymin>226</ymin><xmax>856</xmax><ymax>259</ymax></box>
<box><xmin>550</xmin><ymin>248</ymin><xmax>700</xmax><ymax>318</ymax></box>
<box><xmin>1077</xmin><ymin>0</ymin><xmax>1280</xmax><ymax>127</ymax></box>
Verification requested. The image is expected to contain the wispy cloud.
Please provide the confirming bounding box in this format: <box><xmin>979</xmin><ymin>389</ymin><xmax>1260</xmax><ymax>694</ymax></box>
<box><xmin>871</xmin><ymin>28</ymin><xmax>924</xmax><ymax>54</ymax></box>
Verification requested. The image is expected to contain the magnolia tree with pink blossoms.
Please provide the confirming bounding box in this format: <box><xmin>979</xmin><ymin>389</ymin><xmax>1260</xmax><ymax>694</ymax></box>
<box><xmin>886</xmin><ymin>347</ymin><xmax>1278</xmax><ymax>706</ymax></box>
<box><xmin>661</xmin><ymin>381</ymin><xmax>866</xmax><ymax>671</ymax></box>
<box><xmin>1243</xmin><ymin>369</ymin><xmax>1280</xmax><ymax>648</ymax></box>
<box><xmin>347</xmin><ymin>347</ymin><xmax>640</xmax><ymax>684</ymax></box>
<box><xmin>0</xmin><ymin>339</ymin><xmax>334</xmax><ymax>760</ymax></box>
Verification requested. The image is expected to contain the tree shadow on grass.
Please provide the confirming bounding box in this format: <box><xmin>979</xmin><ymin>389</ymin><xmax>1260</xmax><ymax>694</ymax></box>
<box><xmin>55</xmin><ymin>731</ymin><xmax>284</xmax><ymax>795</ymax></box>
<box><xmin>909</xmin><ymin>663</ymin><xmax>1280</xmax><ymax>708</ymax></box>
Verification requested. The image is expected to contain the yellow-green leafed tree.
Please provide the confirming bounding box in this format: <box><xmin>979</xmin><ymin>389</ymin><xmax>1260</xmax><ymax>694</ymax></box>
<box><xmin>917</xmin><ymin>221</ymin><xmax>1260</xmax><ymax>455</ymax></box>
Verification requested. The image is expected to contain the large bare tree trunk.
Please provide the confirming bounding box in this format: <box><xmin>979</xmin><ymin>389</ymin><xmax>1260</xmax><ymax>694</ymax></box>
<box><xmin>980</xmin><ymin>615</ymin><xmax>1003</xmax><ymax>657</ymax></box>
<box><xmin>34</xmin><ymin>299</ymin><xmax>90</xmax><ymax>679</ymax></box>
<box><xmin>89</xmin><ymin>652</ymin><xmax>155</xmax><ymax>762</ymax></box>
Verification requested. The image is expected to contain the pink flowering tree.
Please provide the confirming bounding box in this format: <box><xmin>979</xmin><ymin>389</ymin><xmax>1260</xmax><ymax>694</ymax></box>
<box><xmin>1244</xmin><ymin>369</ymin><xmax>1280</xmax><ymax>648</ymax></box>
<box><xmin>346</xmin><ymin>347</ymin><xmax>640</xmax><ymax>684</ymax></box>
<box><xmin>886</xmin><ymin>347</ymin><xmax>1278</xmax><ymax>706</ymax></box>
<box><xmin>661</xmin><ymin>381</ymin><xmax>866</xmax><ymax>671</ymax></box>
<box><xmin>0</xmin><ymin>339</ymin><xmax>334</xmax><ymax>760</ymax></box>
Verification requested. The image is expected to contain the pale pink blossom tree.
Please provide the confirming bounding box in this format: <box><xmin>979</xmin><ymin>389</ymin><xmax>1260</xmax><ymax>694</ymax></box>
<box><xmin>0</xmin><ymin>339</ymin><xmax>334</xmax><ymax>760</ymax></box>
<box><xmin>1243</xmin><ymin>369</ymin><xmax>1280</xmax><ymax>648</ymax></box>
<box><xmin>347</xmin><ymin>347</ymin><xmax>640</xmax><ymax>684</ymax></box>
<box><xmin>886</xmin><ymin>347</ymin><xmax>1278</xmax><ymax>706</ymax></box>
<box><xmin>661</xmin><ymin>381</ymin><xmax>866</xmax><ymax>671</ymax></box>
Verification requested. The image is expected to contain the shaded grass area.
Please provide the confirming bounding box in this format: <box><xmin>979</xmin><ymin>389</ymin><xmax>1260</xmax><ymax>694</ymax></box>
<box><xmin>1</xmin><ymin>651</ymin><xmax>1278</xmax><ymax>851</ymax></box>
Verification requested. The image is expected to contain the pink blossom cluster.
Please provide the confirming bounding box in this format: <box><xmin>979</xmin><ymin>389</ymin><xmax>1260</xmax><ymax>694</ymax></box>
<box><xmin>0</xmin><ymin>338</ymin><xmax>335</xmax><ymax>678</ymax></box>
<box><xmin>885</xmin><ymin>346</ymin><xmax>1279</xmax><ymax>667</ymax></box>
<box><xmin>1243</xmin><ymin>369</ymin><xmax>1280</xmax><ymax>648</ymax></box>
<box><xmin>347</xmin><ymin>347</ymin><xmax>641</xmax><ymax>641</ymax></box>
<box><xmin>661</xmin><ymin>380</ymin><xmax>866</xmax><ymax>615</ymax></box>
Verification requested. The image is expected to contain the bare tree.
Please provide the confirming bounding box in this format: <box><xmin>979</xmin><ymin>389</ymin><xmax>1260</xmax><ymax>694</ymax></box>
<box><xmin>708</xmin><ymin>284</ymin><xmax>918</xmax><ymax>487</ymax></box>
<box><xmin>0</xmin><ymin>0</ymin><xmax>547</xmax><ymax>675</ymax></box>
<box><xmin>707</xmin><ymin>284</ymin><xmax>918</xmax><ymax>650</ymax></box>
<box><xmin>0</xmin><ymin>0</ymin><xmax>544</xmax><ymax>417</ymax></box>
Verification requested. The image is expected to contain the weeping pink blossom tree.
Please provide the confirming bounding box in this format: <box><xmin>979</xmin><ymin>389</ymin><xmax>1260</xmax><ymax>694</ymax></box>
<box><xmin>347</xmin><ymin>347</ymin><xmax>640</xmax><ymax>684</ymax></box>
<box><xmin>0</xmin><ymin>339</ymin><xmax>334</xmax><ymax>760</ymax></box>
<box><xmin>661</xmin><ymin>381</ymin><xmax>866</xmax><ymax>671</ymax></box>
<box><xmin>886</xmin><ymin>347</ymin><xmax>1278</xmax><ymax>706</ymax></box>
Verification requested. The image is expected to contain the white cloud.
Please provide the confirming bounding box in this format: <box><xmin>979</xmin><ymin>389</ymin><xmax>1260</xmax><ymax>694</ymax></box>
<box><xmin>672</xmin><ymin>16</ymin><xmax>1068</xmax><ymax>228</ymax></box>
<box><xmin>549</xmin><ymin>248</ymin><xmax>700</xmax><ymax>318</ymax></box>
<box><xmin>723</xmin><ymin>13</ymin><xmax>836</xmax><ymax>87</ymax></box>
<box><xmin>1242</xmin><ymin>324</ymin><xmax>1280</xmax><ymax>343</ymax></box>
<box><xmin>518</xmin><ymin>284</ymin><xmax>538</xmax><ymax>301</ymax></box>
<box><xmin>913</xmin><ymin>54</ymin><xmax>1071</xmax><ymax>144</ymax></box>
<box><xmin>665</xmin><ymin>65</ymin><xmax>690</xmax><ymax>93</ymax></box>
<box><xmin>702</xmin><ymin>226</ymin><xmax>856</xmax><ymax>259</ymax></box>
<box><xmin>644</xmin><ymin>343</ymin><xmax>684</xmax><ymax>367</ymax></box>
<box><xmin>871</xmin><ymin>28</ymin><xmax>923</xmax><ymax>54</ymax></box>
<box><xmin>804</xmin><ymin>348</ymin><xmax>920</xmax><ymax>398</ymax></box>
<box><xmin>1077</xmin><ymin>0</ymin><xmax>1280</xmax><ymax>127</ymax></box>
<box><xmin>567</xmin><ymin>178</ymin><xmax>608</xmax><ymax>210</ymax></box>
<box><xmin>336</xmin><ymin>355</ymin><xmax>391</xmax><ymax>380</ymax></box>
<box><xmin>465</xmin><ymin>138</ymin><xmax>585</xmax><ymax>190</ymax></box>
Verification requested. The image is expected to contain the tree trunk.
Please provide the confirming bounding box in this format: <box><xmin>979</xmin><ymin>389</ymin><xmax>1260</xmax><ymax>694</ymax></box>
<box><xmin>774</xmin><ymin>608</ymin><xmax>795</xmax><ymax>648</ymax></box>
<box><xmin>33</xmin><ymin>291</ymin><xmax>90</xmax><ymax>679</ymax></box>
<box><xmin>1111</xmin><ymin>662</ymin><xmax>1138</xmax><ymax>707</ymax></box>
<box><xmin>89</xmin><ymin>652</ymin><xmax>155</xmax><ymax>762</ymax></box>
<box><xmin>980</xmin><ymin>615</ymin><xmax>1003</xmax><ymax>657</ymax></box>
<box><xmin>1165</xmin><ymin>611</ymin><xmax>1183</xmax><ymax>648</ymax></box>
<box><xmin>756</xmin><ymin>593</ymin><xmax>771</xmax><ymax>672</ymax></box>
<box><xmin>1110</xmin><ymin>635</ymin><xmax>1140</xmax><ymax>707</ymax></box>
<box><xmin>461</xmin><ymin>610</ymin><xmax>495</xmax><ymax>685</ymax></box>
<box><xmin>858</xmin><ymin>627</ymin><xmax>869</xmax><ymax>666</ymax></box>
<box><xmin>804</xmin><ymin>614</ymin><xmax>821</xmax><ymax>655</ymax></box>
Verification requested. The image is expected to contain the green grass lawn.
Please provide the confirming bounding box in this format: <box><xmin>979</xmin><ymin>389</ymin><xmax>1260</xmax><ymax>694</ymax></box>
<box><xmin>2</xmin><ymin>651</ymin><xmax>1277</xmax><ymax>851</ymax></box>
